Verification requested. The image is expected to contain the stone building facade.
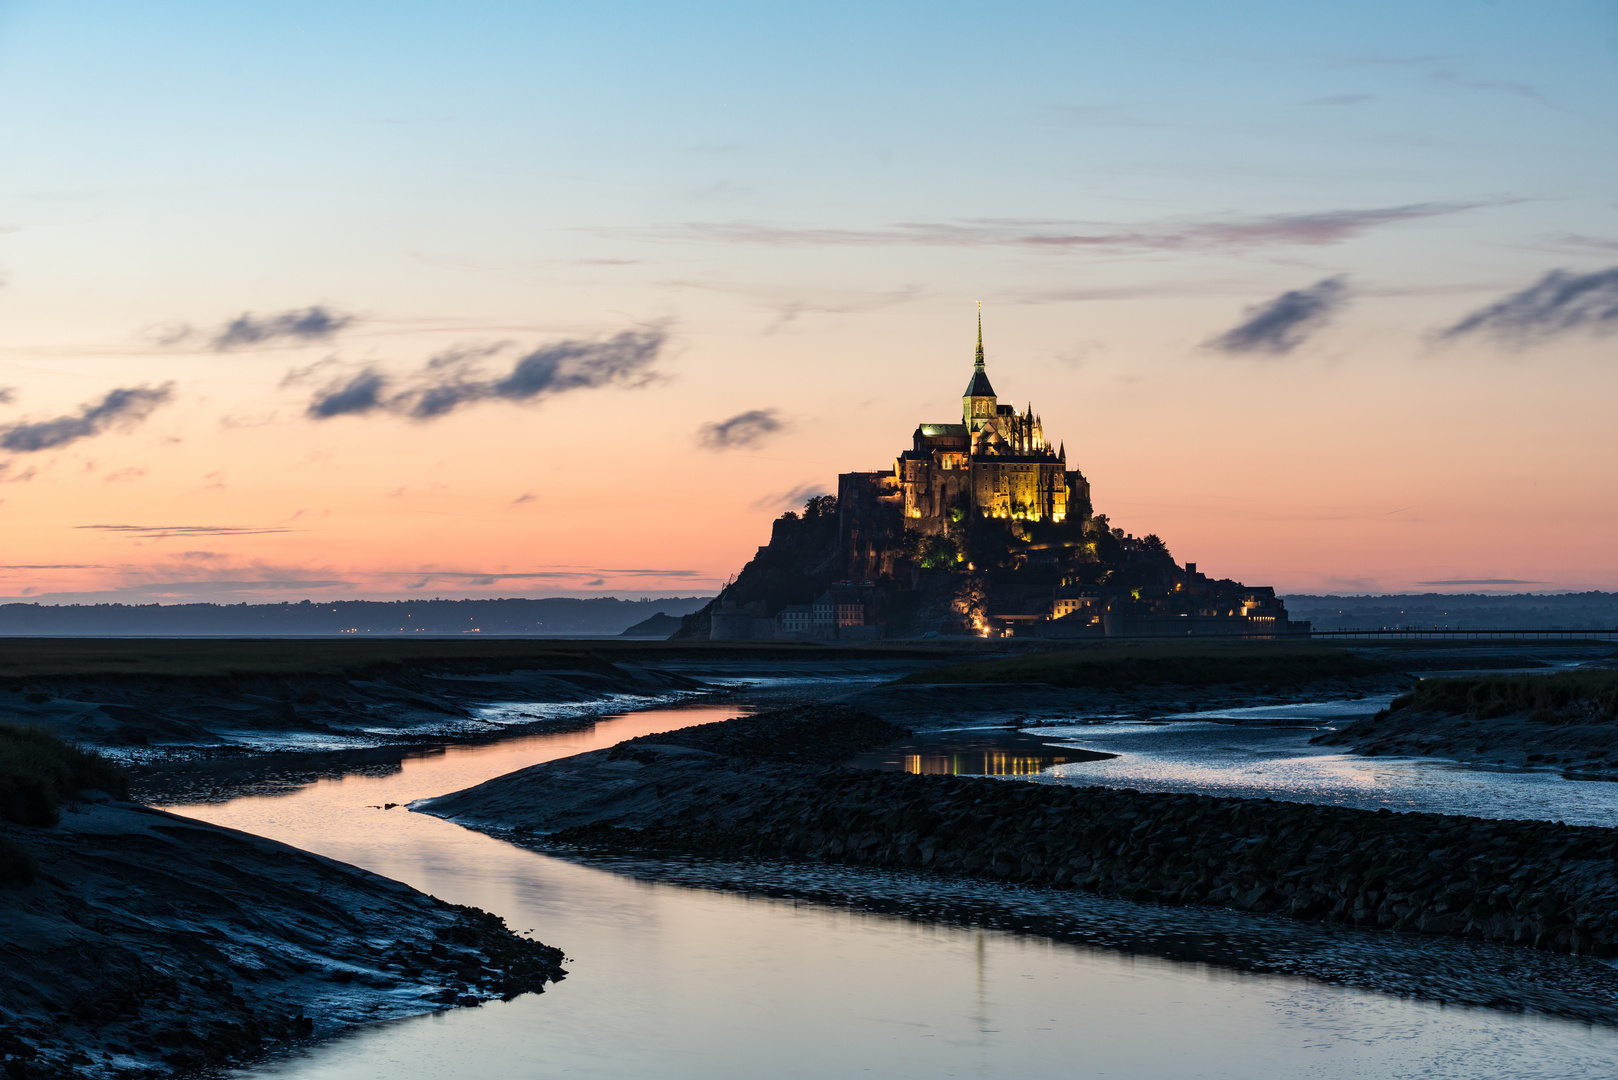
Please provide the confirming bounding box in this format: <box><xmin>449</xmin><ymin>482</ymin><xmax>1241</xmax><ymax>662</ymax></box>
<box><xmin>838</xmin><ymin>311</ymin><xmax>1091</xmax><ymax>578</ymax></box>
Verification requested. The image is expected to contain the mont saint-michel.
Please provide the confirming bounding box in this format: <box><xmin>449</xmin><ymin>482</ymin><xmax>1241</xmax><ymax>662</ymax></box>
<box><xmin>685</xmin><ymin>313</ymin><xmax>1301</xmax><ymax>641</ymax></box>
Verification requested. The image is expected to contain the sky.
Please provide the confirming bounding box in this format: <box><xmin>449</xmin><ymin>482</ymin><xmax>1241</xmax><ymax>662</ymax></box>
<box><xmin>1</xmin><ymin>0</ymin><xmax>1615</xmax><ymax>603</ymax></box>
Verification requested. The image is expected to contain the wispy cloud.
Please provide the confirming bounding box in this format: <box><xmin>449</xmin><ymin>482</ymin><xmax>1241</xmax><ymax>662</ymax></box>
<box><xmin>1437</xmin><ymin>267</ymin><xmax>1618</xmax><ymax>345</ymax></box>
<box><xmin>1416</xmin><ymin>578</ymin><xmax>1545</xmax><ymax>586</ymax></box>
<box><xmin>698</xmin><ymin>408</ymin><xmax>784</xmax><ymax>450</ymax></box>
<box><xmin>309</xmin><ymin>369</ymin><xmax>389</xmax><ymax>418</ymax></box>
<box><xmin>308</xmin><ymin>328</ymin><xmax>666</xmax><ymax>420</ymax></box>
<box><xmin>633</xmin><ymin>203</ymin><xmax>1491</xmax><ymax>254</ymax></box>
<box><xmin>1205</xmin><ymin>276</ymin><xmax>1349</xmax><ymax>356</ymax></box>
<box><xmin>160</xmin><ymin>305</ymin><xmax>355</xmax><ymax>350</ymax></box>
<box><xmin>0</xmin><ymin>384</ymin><xmax>174</xmax><ymax>453</ymax></box>
<box><xmin>75</xmin><ymin>524</ymin><xmax>295</xmax><ymax>539</ymax></box>
<box><xmin>0</xmin><ymin>387</ymin><xmax>15</xmax><ymax>405</ymax></box>
<box><xmin>1548</xmin><ymin>235</ymin><xmax>1618</xmax><ymax>254</ymax></box>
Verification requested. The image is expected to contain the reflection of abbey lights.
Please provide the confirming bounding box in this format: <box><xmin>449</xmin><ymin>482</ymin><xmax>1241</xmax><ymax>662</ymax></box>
<box><xmin>903</xmin><ymin>751</ymin><xmax>1071</xmax><ymax>776</ymax></box>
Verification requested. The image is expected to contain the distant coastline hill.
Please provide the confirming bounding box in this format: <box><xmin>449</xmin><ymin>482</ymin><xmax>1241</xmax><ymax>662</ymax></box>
<box><xmin>1283</xmin><ymin>592</ymin><xmax>1618</xmax><ymax>631</ymax></box>
<box><xmin>0</xmin><ymin>596</ymin><xmax>713</xmax><ymax>637</ymax></box>
<box><xmin>619</xmin><ymin>612</ymin><xmax>687</xmax><ymax>638</ymax></box>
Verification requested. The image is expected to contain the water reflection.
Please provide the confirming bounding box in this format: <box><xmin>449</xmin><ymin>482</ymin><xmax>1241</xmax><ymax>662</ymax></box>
<box><xmin>848</xmin><ymin>730</ymin><xmax>1115</xmax><ymax>777</ymax></box>
<box><xmin>1034</xmin><ymin>720</ymin><xmax>1618</xmax><ymax>827</ymax></box>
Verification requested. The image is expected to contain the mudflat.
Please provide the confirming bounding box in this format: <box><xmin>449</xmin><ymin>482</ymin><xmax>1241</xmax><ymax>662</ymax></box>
<box><xmin>0</xmin><ymin>638</ymin><xmax>979</xmax><ymax>759</ymax></box>
<box><xmin>0</xmin><ymin>799</ymin><xmax>565</xmax><ymax>1079</ymax></box>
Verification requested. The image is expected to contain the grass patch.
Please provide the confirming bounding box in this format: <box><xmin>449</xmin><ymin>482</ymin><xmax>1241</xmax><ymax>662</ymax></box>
<box><xmin>897</xmin><ymin>641</ymin><xmax>1392</xmax><ymax>690</ymax></box>
<box><xmin>1391</xmin><ymin>670</ymin><xmax>1618</xmax><ymax>723</ymax></box>
<box><xmin>0</xmin><ymin>835</ymin><xmax>36</xmax><ymax>887</ymax></box>
<box><xmin>0</xmin><ymin>723</ymin><xmax>130</xmax><ymax>827</ymax></box>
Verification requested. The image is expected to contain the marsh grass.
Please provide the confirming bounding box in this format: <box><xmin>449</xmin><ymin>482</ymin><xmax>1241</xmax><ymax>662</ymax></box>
<box><xmin>1391</xmin><ymin>670</ymin><xmax>1618</xmax><ymax>723</ymax></box>
<box><xmin>897</xmin><ymin>641</ymin><xmax>1391</xmax><ymax>690</ymax></box>
<box><xmin>0</xmin><ymin>723</ymin><xmax>129</xmax><ymax>827</ymax></box>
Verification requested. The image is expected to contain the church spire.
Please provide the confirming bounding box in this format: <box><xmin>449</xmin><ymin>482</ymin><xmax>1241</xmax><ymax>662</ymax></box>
<box><xmin>963</xmin><ymin>301</ymin><xmax>997</xmax><ymax>428</ymax></box>
<box><xmin>975</xmin><ymin>300</ymin><xmax>985</xmax><ymax>369</ymax></box>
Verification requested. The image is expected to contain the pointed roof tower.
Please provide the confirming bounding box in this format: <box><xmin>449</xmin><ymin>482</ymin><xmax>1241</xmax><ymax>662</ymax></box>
<box><xmin>963</xmin><ymin>302</ymin><xmax>996</xmax><ymax>399</ymax></box>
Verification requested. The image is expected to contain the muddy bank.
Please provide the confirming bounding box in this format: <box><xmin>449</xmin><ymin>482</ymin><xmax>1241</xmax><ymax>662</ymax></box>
<box><xmin>1</xmin><ymin>657</ymin><xmax>702</xmax><ymax>761</ymax></box>
<box><xmin>419</xmin><ymin>706</ymin><xmax>903</xmax><ymax>835</ymax></box>
<box><xmin>422</xmin><ymin>706</ymin><xmax>1618</xmax><ymax>959</ymax></box>
<box><xmin>844</xmin><ymin>642</ymin><xmax>1618</xmax><ymax>730</ymax></box>
<box><xmin>839</xmin><ymin>676</ymin><xmax>1406</xmax><ymax>729</ymax></box>
<box><xmin>0</xmin><ymin>801</ymin><xmax>564</xmax><ymax>1079</ymax></box>
<box><xmin>1316</xmin><ymin>670</ymin><xmax>1618</xmax><ymax>778</ymax></box>
<box><xmin>1317</xmin><ymin>707</ymin><xmax>1618</xmax><ymax>778</ymax></box>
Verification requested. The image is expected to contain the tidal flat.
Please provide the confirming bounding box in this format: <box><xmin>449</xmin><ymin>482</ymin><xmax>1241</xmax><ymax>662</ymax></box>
<box><xmin>6</xmin><ymin>639</ymin><xmax>1618</xmax><ymax>1077</ymax></box>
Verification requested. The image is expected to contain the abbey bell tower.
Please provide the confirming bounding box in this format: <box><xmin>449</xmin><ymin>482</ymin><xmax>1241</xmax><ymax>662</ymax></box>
<box><xmin>962</xmin><ymin>303</ymin><xmax>997</xmax><ymax>431</ymax></box>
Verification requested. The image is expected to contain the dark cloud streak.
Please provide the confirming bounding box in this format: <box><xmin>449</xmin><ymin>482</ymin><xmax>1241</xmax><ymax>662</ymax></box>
<box><xmin>75</xmin><ymin>524</ymin><xmax>294</xmax><ymax>539</ymax></box>
<box><xmin>698</xmin><ymin>409</ymin><xmax>784</xmax><ymax>450</ymax></box>
<box><xmin>307</xmin><ymin>329</ymin><xmax>666</xmax><ymax>421</ymax></box>
<box><xmin>0</xmin><ymin>384</ymin><xmax>174</xmax><ymax>453</ymax></box>
<box><xmin>212</xmin><ymin>306</ymin><xmax>354</xmax><ymax>350</ymax></box>
<box><xmin>308</xmin><ymin>369</ymin><xmax>388</xmax><ymax>418</ymax></box>
<box><xmin>1206</xmin><ymin>277</ymin><xmax>1348</xmax><ymax>356</ymax></box>
<box><xmin>1438</xmin><ymin>267</ymin><xmax>1618</xmax><ymax>345</ymax></box>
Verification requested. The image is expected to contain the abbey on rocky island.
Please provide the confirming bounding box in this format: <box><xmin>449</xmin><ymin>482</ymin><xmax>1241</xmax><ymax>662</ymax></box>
<box><xmin>692</xmin><ymin>310</ymin><xmax>1302</xmax><ymax>641</ymax></box>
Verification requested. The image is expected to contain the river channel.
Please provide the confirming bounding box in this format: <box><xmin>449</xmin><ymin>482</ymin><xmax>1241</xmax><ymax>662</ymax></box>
<box><xmin>161</xmin><ymin>699</ymin><xmax>1618</xmax><ymax>1078</ymax></box>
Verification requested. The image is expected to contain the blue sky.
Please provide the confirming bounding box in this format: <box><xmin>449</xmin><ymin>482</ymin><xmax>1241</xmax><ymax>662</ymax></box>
<box><xmin>1</xmin><ymin>0</ymin><xmax>1615</xmax><ymax>601</ymax></box>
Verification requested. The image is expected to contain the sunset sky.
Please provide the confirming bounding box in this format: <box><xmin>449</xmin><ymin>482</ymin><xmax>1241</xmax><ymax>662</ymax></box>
<box><xmin>1</xmin><ymin>0</ymin><xmax>1615</xmax><ymax>603</ymax></box>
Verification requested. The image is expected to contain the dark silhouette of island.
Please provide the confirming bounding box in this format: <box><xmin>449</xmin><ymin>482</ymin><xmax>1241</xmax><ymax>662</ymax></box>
<box><xmin>0</xmin><ymin>596</ymin><xmax>712</xmax><ymax>637</ymax></box>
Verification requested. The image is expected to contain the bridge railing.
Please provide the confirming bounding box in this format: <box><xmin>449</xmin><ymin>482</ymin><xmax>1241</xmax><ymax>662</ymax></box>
<box><xmin>1303</xmin><ymin>627</ymin><xmax>1618</xmax><ymax>641</ymax></box>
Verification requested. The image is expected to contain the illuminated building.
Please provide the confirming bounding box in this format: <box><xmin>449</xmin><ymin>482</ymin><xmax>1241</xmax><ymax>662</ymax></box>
<box><xmin>839</xmin><ymin>308</ymin><xmax>1091</xmax><ymax>580</ymax></box>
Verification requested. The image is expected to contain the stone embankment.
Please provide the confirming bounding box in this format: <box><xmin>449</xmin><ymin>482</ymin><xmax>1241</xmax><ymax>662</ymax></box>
<box><xmin>552</xmin><ymin>764</ymin><xmax>1618</xmax><ymax>957</ymax></box>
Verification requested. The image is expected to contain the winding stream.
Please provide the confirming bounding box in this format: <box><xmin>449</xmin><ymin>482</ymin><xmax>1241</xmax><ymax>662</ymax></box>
<box><xmin>160</xmin><ymin>701</ymin><xmax>1618</xmax><ymax>1078</ymax></box>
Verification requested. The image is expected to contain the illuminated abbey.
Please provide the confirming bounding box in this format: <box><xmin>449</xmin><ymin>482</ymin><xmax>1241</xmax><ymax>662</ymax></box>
<box><xmin>836</xmin><ymin>309</ymin><xmax>1092</xmax><ymax>581</ymax></box>
<box><xmin>897</xmin><ymin>308</ymin><xmax>1083</xmax><ymax>530</ymax></box>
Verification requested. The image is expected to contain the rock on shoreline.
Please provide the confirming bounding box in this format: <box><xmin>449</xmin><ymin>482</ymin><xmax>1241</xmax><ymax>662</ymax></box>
<box><xmin>0</xmin><ymin>802</ymin><xmax>565</xmax><ymax>1079</ymax></box>
<box><xmin>423</xmin><ymin>706</ymin><xmax>1618</xmax><ymax>958</ymax></box>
